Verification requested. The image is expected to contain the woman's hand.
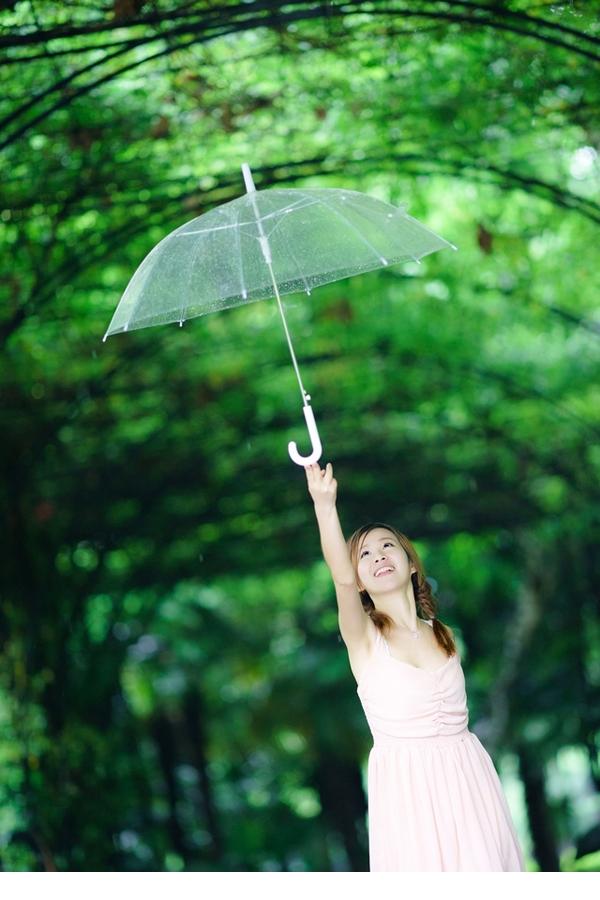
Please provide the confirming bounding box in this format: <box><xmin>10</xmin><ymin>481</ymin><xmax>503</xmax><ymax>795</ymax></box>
<box><xmin>305</xmin><ymin>462</ymin><xmax>338</xmax><ymax>509</ymax></box>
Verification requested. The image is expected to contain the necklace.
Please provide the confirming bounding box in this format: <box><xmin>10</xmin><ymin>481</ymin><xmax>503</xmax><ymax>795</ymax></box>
<box><xmin>398</xmin><ymin>621</ymin><xmax>421</xmax><ymax>640</ymax></box>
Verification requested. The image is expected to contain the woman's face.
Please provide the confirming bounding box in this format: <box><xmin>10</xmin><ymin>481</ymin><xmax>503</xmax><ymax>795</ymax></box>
<box><xmin>356</xmin><ymin>528</ymin><xmax>415</xmax><ymax>593</ymax></box>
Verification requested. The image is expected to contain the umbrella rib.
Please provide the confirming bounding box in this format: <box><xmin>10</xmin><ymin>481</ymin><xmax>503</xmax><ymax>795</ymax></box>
<box><xmin>260</xmin><ymin>200</ymin><xmax>318</xmax><ymax>292</ymax></box>
<box><xmin>176</xmin><ymin>221</ymin><xmax>239</xmax><ymax>236</ymax></box>
<box><xmin>340</xmin><ymin>192</ymin><xmax>455</xmax><ymax>256</ymax></box>
<box><xmin>262</xmin><ymin>198</ymin><xmax>320</xmax><ymax>229</ymax></box>
<box><xmin>316</xmin><ymin>193</ymin><xmax>392</xmax><ymax>265</ymax></box>
<box><xmin>280</xmin><ymin>230</ymin><xmax>313</xmax><ymax>296</ymax></box>
<box><xmin>178</xmin><ymin>199</ymin><xmax>321</xmax><ymax>238</ymax></box>
<box><xmin>180</xmin><ymin>204</ymin><xmax>207</xmax><ymax>326</ymax></box>
<box><xmin>262</xmin><ymin>195</ymin><xmax>321</xmax><ymax>242</ymax></box>
<box><xmin>234</xmin><ymin>196</ymin><xmax>248</xmax><ymax>301</ymax></box>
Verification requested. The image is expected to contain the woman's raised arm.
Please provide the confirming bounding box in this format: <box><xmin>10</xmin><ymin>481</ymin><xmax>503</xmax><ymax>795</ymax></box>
<box><xmin>305</xmin><ymin>463</ymin><xmax>369</xmax><ymax>646</ymax></box>
<box><xmin>305</xmin><ymin>462</ymin><xmax>354</xmax><ymax>584</ymax></box>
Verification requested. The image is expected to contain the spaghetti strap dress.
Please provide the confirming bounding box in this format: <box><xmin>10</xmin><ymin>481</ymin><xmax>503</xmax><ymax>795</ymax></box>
<box><xmin>356</xmin><ymin>618</ymin><xmax>525</xmax><ymax>871</ymax></box>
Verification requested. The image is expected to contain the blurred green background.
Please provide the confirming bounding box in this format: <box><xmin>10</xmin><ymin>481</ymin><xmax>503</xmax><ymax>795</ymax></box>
<box><xmin>1</xmin><ymin>0</ymin><xmax>599</xmax><ymax>873</ymax></box>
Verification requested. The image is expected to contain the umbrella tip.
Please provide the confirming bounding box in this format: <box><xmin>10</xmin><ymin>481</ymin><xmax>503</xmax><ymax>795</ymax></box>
<box><xmin>241</xmin><ymin>162</ymin><xmax>256</xmax><ymax>193</ymax></box>
<box><xmin>102</xmin><ymin>334</ymin><xmax>107</xmax><ymax>343</ymax></box>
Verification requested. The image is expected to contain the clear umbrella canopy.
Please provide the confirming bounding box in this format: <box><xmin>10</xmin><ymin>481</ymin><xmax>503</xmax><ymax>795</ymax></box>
<box><xmin>103</xmin><ymin>186</ymin><xmax>455</xmax><ymax>337</ymax></box>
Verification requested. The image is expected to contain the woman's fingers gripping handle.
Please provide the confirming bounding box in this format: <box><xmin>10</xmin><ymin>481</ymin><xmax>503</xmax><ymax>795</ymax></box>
<box><xmin>305</xmin><ymin>462</ymin><xmax>337</xmax><ymax>508</ymax></box>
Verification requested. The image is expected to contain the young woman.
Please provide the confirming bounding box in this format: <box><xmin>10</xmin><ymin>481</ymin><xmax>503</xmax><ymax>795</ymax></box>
<box><xmin>305</xmin><ymin>461</ymin><xmax>525</xmax><ymax>872</ymax></box>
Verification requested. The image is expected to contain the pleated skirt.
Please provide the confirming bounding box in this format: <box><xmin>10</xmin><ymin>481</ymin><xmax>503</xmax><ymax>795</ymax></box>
<box><xmin>367</xmin><ymin>729</ymin><xmax>525</xmax><ymax>871</ymax></box>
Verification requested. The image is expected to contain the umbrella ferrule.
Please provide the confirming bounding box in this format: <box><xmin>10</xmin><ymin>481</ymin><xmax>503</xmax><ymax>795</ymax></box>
<box><xmin>241</xmin><ymin>162</ymin><xmax>256</xmax><ymax>193</ymax></box>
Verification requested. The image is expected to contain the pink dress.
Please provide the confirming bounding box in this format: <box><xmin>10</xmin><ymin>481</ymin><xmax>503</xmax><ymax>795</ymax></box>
<box><xmin>356</xmin><ymin>619</ymin><xmax>525</xmax><ymax>871</ymax></box>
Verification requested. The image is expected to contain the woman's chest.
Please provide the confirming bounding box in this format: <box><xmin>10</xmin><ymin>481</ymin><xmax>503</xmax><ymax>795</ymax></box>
<box><xmin>356</xmin><ymin>652</ymin><xmax>466</xmax><ymax>702</ymax></box>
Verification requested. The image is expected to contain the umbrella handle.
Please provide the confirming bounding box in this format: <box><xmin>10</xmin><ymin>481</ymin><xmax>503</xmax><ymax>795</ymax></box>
<box><xmin>288</xmin><ymin>401</ymin><xmax>323</xmax><ymax>466</ymax></box>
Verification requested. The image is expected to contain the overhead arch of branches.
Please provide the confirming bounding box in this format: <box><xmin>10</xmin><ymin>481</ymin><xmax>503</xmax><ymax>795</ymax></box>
<box><xmin>1</xmin><ymin>1</ymin><xmax>598</xmax><ymax>151</ymax></box>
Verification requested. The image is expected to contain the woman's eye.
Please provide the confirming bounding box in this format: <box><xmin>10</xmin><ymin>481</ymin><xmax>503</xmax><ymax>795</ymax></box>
<box><xmin>361</xmin><ymin>541</ymin><xmax>393</xmax><ymax>558</ymax></box>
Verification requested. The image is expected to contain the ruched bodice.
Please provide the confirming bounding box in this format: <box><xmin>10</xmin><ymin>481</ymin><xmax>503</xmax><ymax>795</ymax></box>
<box><xmin>357</xmin><ymin>619</ymin><xmax>469</xmax><ymax>742</ymax></box>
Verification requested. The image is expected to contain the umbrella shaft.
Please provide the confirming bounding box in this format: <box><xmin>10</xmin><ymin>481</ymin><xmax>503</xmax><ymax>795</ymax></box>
<box><xmin>265</xmin><ymin>259</ymin><xmax>310</xmax><ymax>407</ymax></box>
<box><xmin>244</xmin><ymin>172</ymin><xmax>309</xmax><ymax>409</ymax></box>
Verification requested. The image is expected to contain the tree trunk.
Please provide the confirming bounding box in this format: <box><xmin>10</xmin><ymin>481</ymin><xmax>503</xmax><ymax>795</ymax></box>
<box><xmin>151</xmin><ymin>712</ymin><xmax>189</xmax><ymax>864</ymax></box>
<box><xmin>182</xmin><ymin>687</ymin><xmax>223</xmax><ymax>863</ymax></box>
<box><xmin>517</xmin><ymin>744</ymin><xmax>560</xmax><ymax>871</ymax></box>
<box><xmin>311</xmin><ymin>752</ymin><xmax>369</xmax><ymax>871</ymax></box>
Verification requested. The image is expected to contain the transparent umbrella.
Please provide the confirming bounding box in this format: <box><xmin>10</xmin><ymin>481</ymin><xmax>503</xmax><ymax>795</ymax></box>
<box><xmin>103</xmin><ymin>163</ymin><xmax>456</xmax><ymax>465</ymax></box>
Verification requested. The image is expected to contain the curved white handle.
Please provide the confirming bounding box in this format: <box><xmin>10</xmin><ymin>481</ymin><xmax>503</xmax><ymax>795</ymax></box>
<box><xmin>288</xmin><ymin>402</ymin><xmax>323</xmax><ymax>466</ymax></box>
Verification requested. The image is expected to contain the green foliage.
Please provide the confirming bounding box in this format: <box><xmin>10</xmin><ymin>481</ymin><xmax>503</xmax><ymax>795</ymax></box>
<box><xmin>1</xmin><ymin>0</ymin><xmax>599</xmax><ymax>873</ymax></box>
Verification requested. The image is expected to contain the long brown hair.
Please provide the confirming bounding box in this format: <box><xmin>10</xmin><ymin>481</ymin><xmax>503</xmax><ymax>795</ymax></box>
<box><xmin>347</xmin><ymin>522</ymin><xmax>456</xmax><ymax>658</ymax></box>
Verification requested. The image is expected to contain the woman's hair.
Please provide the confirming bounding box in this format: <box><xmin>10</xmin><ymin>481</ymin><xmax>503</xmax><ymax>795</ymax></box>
<box><xmin>346</xmin><ymin>522</ymin><xmax>456</xmax><ymax>657</ymax></box>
